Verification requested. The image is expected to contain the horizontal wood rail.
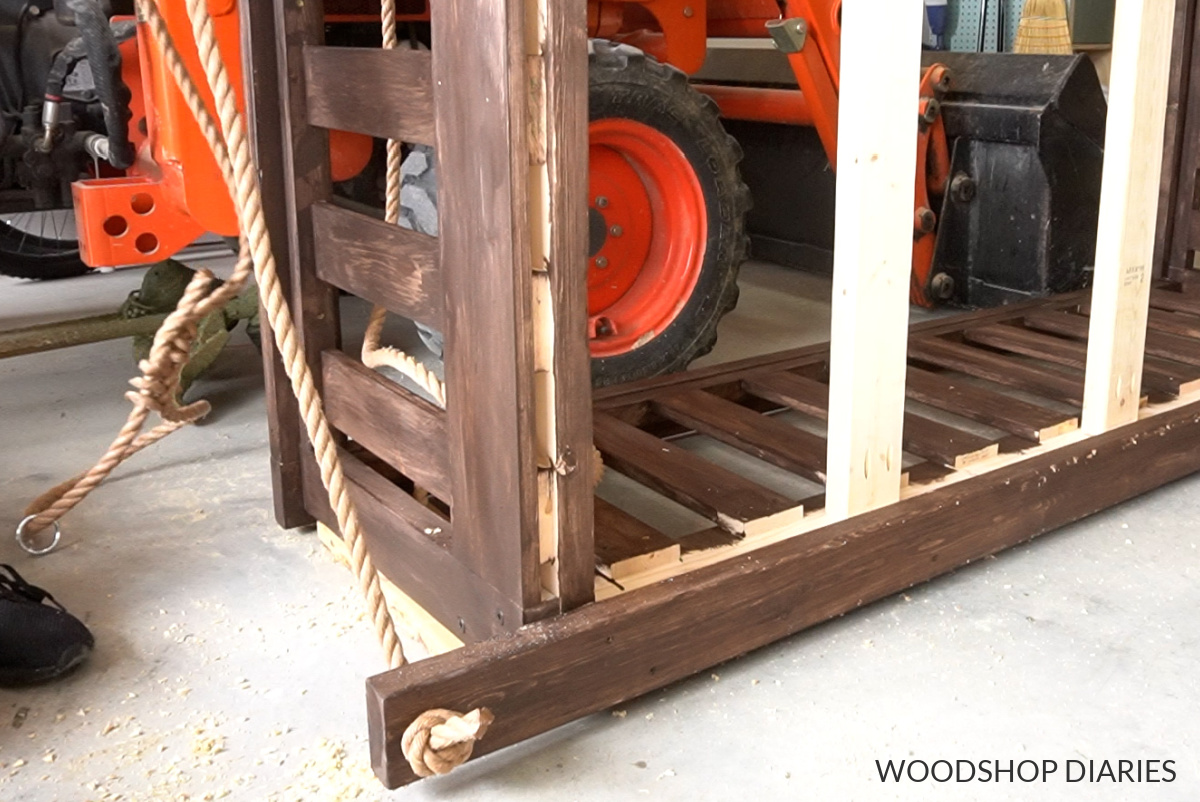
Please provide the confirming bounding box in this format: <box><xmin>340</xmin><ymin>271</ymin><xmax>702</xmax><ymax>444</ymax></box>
<box><xmin>367</xmin><ymin>398</ymin><xmax>1200</xmax><ymax>789</ymax></box>
<box><xmin>322</xmin><ymin>351</ymin><xmax>451</xmax><ymax>502</ymax></box>
<box><xmin>301</xmin><ymin>447</ymin><xmax>526</xmax><ymax>643</ymax></box>
<box><xmin>303</xmin><ymin>46</ymin><xmax>434</xmax><ymax>144</ymax></box>
<box><xmin>312</xmin><ymin>201</ymin><xmax>443</xmax><ymax>330</ymax></box>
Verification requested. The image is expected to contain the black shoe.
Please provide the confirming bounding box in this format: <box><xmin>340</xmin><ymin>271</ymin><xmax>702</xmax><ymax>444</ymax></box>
<box><xmin>0</xmin><ymin>564</ymin><xmax>94</xmax><ymax>686</ymax></box>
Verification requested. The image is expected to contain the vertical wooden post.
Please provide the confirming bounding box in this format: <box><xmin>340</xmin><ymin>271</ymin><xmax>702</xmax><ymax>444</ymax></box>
<box><xmin>433</xmin><ymin>0</ymin><xmax>542</xmax><ymax>616</ymax></box>
<box><xmin>270</xmin><ymin>0</ymin><xmax>343</xmax><ymax>519</ymax></box>
<box><xmin>823</xmin><ymin>0</ymin><xmax>923</xmax><ymax>520</ymax></box>
<box><xmin>1083</xmin><ymin>0</ymin><xmax>1175</xmax><ymax>434</ymax></box>
<box><xmin>240</xmin><ymin>0</ymin><xmax>311</xmax><ymax>529</ymax></box>
<box><xmin>537</xmin><ymin>0</ymin><xmax>594</xmax><ymax>610</ymax></box>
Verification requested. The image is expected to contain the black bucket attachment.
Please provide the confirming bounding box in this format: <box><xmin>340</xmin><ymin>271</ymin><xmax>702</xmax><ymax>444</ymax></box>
<box><xmin>729</xmin><ymin>52</ymin><xmax>1107</xmax><ymax>307</ymax></box>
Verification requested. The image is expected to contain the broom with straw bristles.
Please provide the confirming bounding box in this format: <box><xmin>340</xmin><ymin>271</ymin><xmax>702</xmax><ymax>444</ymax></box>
<box><xmin>1013</xmin><ymin>0</ymin><xmax>1073</xmax><ymax>54</ymax></box>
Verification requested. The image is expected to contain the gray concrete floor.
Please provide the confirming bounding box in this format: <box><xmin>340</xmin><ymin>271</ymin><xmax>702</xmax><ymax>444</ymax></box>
<box><xmin>0</xmin><ymin>260</ymin><xmax>1197</xmax><ymax>801</ymax></box>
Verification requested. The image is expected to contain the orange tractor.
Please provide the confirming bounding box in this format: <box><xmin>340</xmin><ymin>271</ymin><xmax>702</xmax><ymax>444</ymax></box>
<box><xmin>0</xmin><ymin>0</ymin><xmax>1106</xmax><ymax>384</ymax></box>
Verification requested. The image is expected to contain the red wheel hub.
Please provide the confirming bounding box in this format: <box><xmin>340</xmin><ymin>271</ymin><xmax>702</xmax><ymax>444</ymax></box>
<box><xmin>587</xmin><ymin>119</ymin><xmax>707</xmax><ymax>358</ymax></box>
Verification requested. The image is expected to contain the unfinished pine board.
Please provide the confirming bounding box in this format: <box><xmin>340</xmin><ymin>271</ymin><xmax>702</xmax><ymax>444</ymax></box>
<box><xmin>1082</xmin><ymin>0</ymin><xmax>1175</xmax><ymax>433</ymax></box>
<box><xmin>904</xmin><ymin>366</ymin><xmax>1078</xmax><ymax>442</ymax></box>
<box><xmin>741</xmin><ymin>371</ymin><xmax>999</xmax><ymax>469</ymax></box>
<box><xmin>593</xmin><ymin>498</ymin><xmax>681</xmax><ymax>579</ymax></box>
<box><xmin>592</xmin><ymin>413</ymin><xmax>804</xmax><ymax>536</ymax></box>
<box><xmin>908</xmin><ymin>336</ymin><xmax>1086</xmax><ymax>405</ymax></box>
<box><xmin>303</xmin><ymin>46</ymin><xmax>434</xmax><ymax>144</ymax></box>
<box><xmin>654</xmin><ymin>390</ymin><xmax>828</xmax><ymax>483</ymax></box>
<box><xmin>822</xmin><ymin>0</ymin><xmax>924</xmax><ymax>519</ymax></box>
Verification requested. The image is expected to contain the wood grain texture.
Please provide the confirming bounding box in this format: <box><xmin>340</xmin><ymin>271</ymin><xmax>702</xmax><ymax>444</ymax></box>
<box><xmin>322</xmin><ymin>350</ymin><xmax>451</xmax><ymax>503</ymax></box>
<box><xmin>1163</xmin><ymin>1</ymin><xmax>1200</xmax><ymax>280</ymax></box>
<box><xmin>1149</xmin><ymin>287</ymin><xmax>1200</xmax><ymax>314</ymax></box>
<box><xmin>544</xmin><ymin>0</ymin><xmax>594</xmax><ymax>611</ymax></box>
<box><xmin>1082</xmin><ymin>0</ymin><xmax>1175</xmax><ymax>432</ymax></box>
<box><xmin>593</xmin><ymin>498</ymin><xmax>680</xmax><ymax>578</ymax></box>
<box><xmin>303</xmin><ymin>45</ymin><xmax>434</xmax><ymax>144</ymax></box>
<box><xmin>241</xmin><ymin>0</ymin><xmax>310</xmax><ymax>528</ymax></box>
<box><xmin>741</xmin><ymin>371</ymin><xmax>998</xmax><ymax>469</ymax></box>
<box><xmin>823</xmin><ymin>0</ymin><xmax>923</xmax><ymax>518</ymax></box>
<box><xmin>654</xmin><ymin>390</ymin><xmax>828</xmax><ymax>483</ymax></box>
<box><xmin>273</xmin><ymin>0</ymin><xmax>341</xmax><ymax>389</ymax></box>
<box><xmin>301</xmin><ymin>447</ymin><xmax>523</xmax><ymax>644</ymax></box>
<box><xmin>593</xmin><ymin>413</ymin><xmax>802</xmax><ymax>533</ymax></box>
<box><xmin>964</xmin><ymin>323</ymin><xmax>1200</xmax><ymax>397</ymax></box>
<box><xmin>908</xmin><ymin>336</ymin><xmax>1085</xmax><ymax>406</ymax></box>
<box><xmin>1026</xmin><ymin>308</ymin><xmax>1200</xmax><ymax>368</ymax></box>
<box><xmin>904</xmin><ymin>366</ymin><xmax>1076</xmax><ymax>442</ymax></box>
<box><xmin>593</xmin><ymin>293</ymin><xmax>1087</xmax><ymax>411</ymax></box>
<box><xmin>367</xmin><ymin>398</ymin><xmax>1200</xmax><ymax>788</ymax></box>
<box><xmin>434</xmin><ymin>0</ymin><xmax>541</xmax><ymax>611</ymax></box>
<box><xmin>312</xmin><ymin>201</ymin><xmax>442</xmax><ymax>330</ymax></box>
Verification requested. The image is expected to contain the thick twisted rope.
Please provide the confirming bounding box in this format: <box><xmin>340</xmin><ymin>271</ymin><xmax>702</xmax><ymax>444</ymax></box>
<box><xmin>360</xmin><ymin>0</ymin><xmax>447</xmax><ymax>407</ymax></box>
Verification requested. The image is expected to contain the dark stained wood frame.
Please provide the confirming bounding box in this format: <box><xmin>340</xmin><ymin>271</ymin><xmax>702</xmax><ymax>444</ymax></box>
<box><xmin>243</xmin><ymin>0</ymin><xmax>1200</xmax><ymax>792</ymax></box>
<box><xmin>1157</xmin><ymin>0</ymin><xmax>1200</xmax><ymax>281</ymax></box>
<box><xmin>248</xmin><ymin>0</ymin><xmax>594</xmax><ymax>642</ymax></box>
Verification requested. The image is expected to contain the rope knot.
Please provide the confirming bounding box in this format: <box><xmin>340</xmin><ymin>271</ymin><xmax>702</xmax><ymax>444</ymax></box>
<box><xmin>401</xmin><ymin>707</ymin><xmax>494</xmax><ymax>778</ymax></box>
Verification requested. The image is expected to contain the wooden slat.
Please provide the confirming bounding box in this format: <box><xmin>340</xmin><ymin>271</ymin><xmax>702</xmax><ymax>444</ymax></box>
<box><xmin>1086</xmin><ymin>298</ymin><xmax>1200</xmax><ymax>339</ymax></box>
<box><xmin>544</xmin><ymin>0</ymin><xmax>594</xmax><ymax>611</ymax></box>
<box><xmin>592</xmin><ymin>413</ymin><xmax>803</xmax><ymax>535</ymax></box>
<box><xmin>311</xmin><ymin>201</ymin><xmax>442</xmax><ymax>330</ymax></box>
<box><xmin>654</xmin><ymin>390</ymin><xmax>827</xmax><ymax>483</ymax></box>
<box><xmin>593</xmin><ymin>498</ymin><xmax>680</xmax><ymax>579</ymax></box>
<box><xmin>303</xmin><ymin>46</ymin><xmax>434</xmax><ymax>144</ymax></box>
<box><xmin>367</xmin><ymin>397</ymin><xmax>1200</xmax><ymax>789</ymax></box>
<box><xmin>1149</xmin><ymin>287</ymin><xmax>1200</xmax><ymax>315</ymax></box>
<box><xmin>965</xmin><ymin>323</ymin><xmax>1200</xmax><ymax>397</ymax></box>
<box><xmin>302</xmin><ymin>448</ymin><xmax>524</xmax><ymax>644</ymax></box>
<box><xmin>593</xmin><ymin>292</ymin><xmax>1087</xmax><ymax>412</ymax></box>
<box><xmin>1082</xmin><ymin>0</ymin><xmax>1175</xmax><ymax>432</ymax></box>
<box><xmin>742</xmin><ymin>372</ymin><xmax>999</xmax><ymax>469</ymax></box>
<box><xmin>1026</xmin><ymin>308</ymin><xmax>1200</xmax><ymax>368</ymax></box>
<box><xmin>908</xmin><ymin>336</ymin><xmax>1085</xmax><ymax>405</ymax></box>
<box><xmin>904</xmin><ymin>366</ymin><xmax>1077</xmax><ymax>443</ymax></box>
<box><xmin>822</xmin><ymin>0</ymin><xmax>924</xmax><ymax>518</ymax></box>
<box><xmin>322</xmin><ymin>350</ymin><xmax>451</xmax><ymax>502</ymax></box>
<box><xmin>435</xmin><ymin>0</ymin><xmax>541</xmax><ymax>611</ymax></box>
<box><xmin>241</xmin><ymin>0</ymin><xmax>309</xmax><ymax>528</ymax></box>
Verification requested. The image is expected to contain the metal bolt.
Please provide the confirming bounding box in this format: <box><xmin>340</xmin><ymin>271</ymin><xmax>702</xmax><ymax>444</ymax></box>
<box><xmin>594</xmin><ymin>256</ymin><xmax>609</xmax><ymax>268</ymax></box>
<box><xmin>595</xmin><ymin>316</ymin><xmax>616</xmax><ymax>337</ymax></box>
<box><xmin>496</xmin><ymin>610</ymin><xmax>505</xmax><ymax>624</ymax></box>
<box><xmin>457</xmin><ymin>617</ymin><xmax>466</xmax><ymax>634</ymax></box>
<box><xmin>609</xmin><ymin>225</ymin><xmax>623</xmax><ymax>237</ymax></box>
<box><xmin>595</xmin><ymin>196</ymin><xmax>609</xmax><ymax>208</ymax></box>
<box><xmin>683</xmin><ymin>5</ymin><xmax>694</xmax><ymax>17</ymax></box>
<box><xmin>930</xmin><ymin>273</ymin><xmax>955</xmax><ymax>301</ymax></box>
<box><xmin>950</xmin><ymin>173</ymin><xmax>976</xmax><ymax>204</ymax></box>
<box><xmin>914</xmin><ymin>207</ymin><xmax>936</xmax><ymax>234</ymax></box>
<box><xmin>921</xmin><ymin>99</ymin><xmax>941</xmax><ymax>125</ymax></box>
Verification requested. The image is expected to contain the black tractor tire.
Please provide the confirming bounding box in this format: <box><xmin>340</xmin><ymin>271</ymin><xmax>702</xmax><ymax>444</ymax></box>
<box><xmin>0</xmin><ymin>219</ymin><xmax>90</xmax><ymax>280</ymax></box>
<box><xmin>587</xmin><ymin>40</ymin><xmax>749</xmax><ymax>386</ymax></box>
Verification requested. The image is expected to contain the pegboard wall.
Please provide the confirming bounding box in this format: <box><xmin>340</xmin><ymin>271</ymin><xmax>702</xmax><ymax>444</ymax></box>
<box><xmin>945</xmin><ymin>0</ymin><xmax>1027</xmax><ymax>52</ymax></box>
